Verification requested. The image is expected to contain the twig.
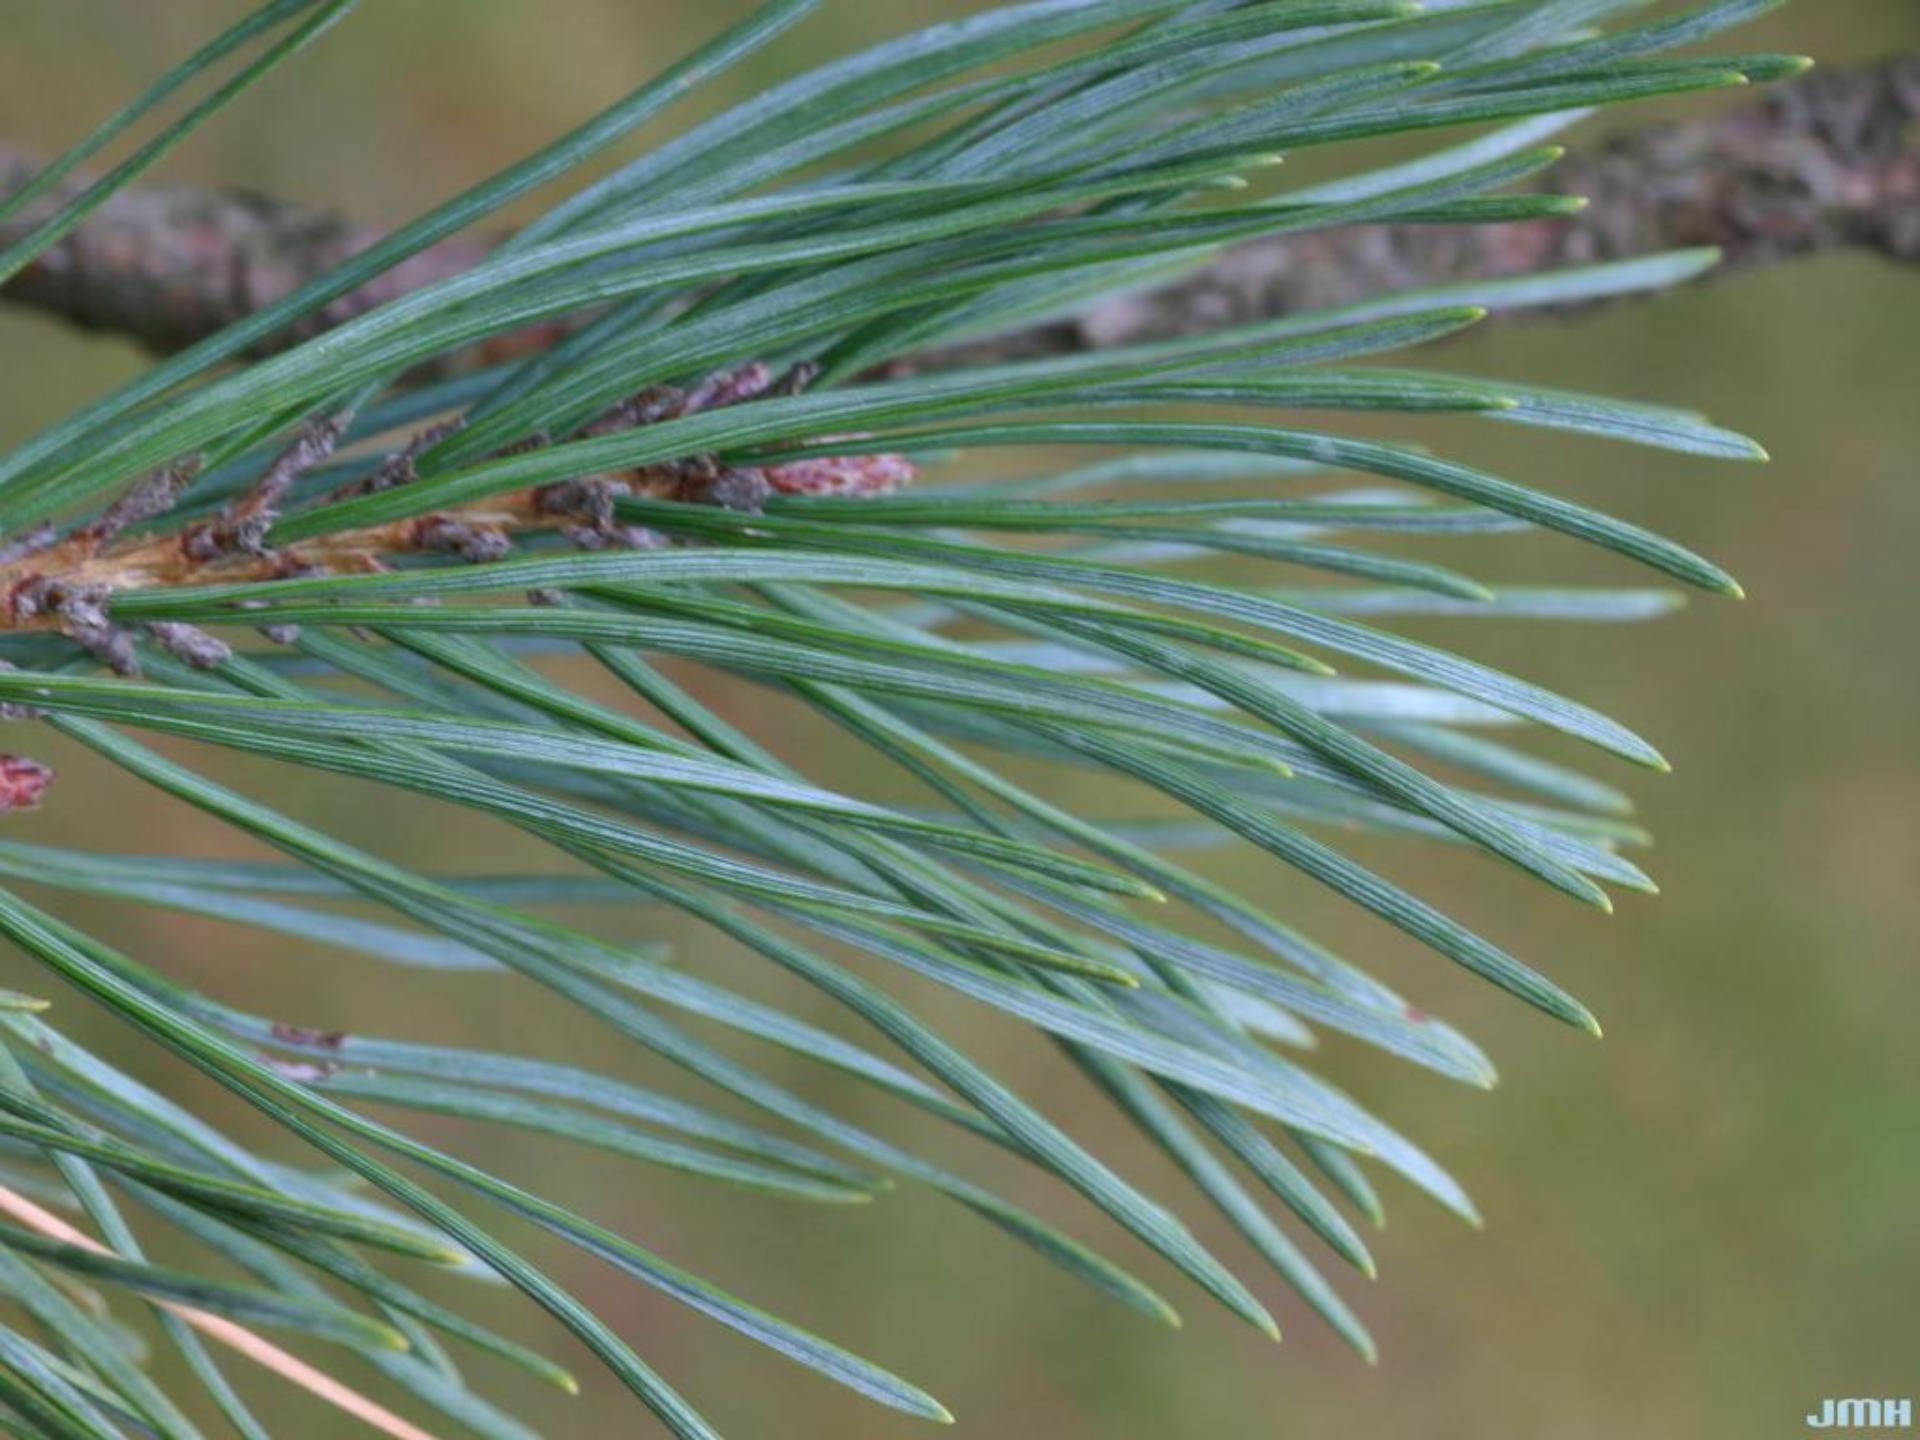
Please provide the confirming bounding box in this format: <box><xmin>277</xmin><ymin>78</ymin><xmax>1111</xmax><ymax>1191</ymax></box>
<box><xmin>0</xmin><ymin>364</ymin><xmax>914</xmax><ymax>662</ymax></box>
<box><xmin>2</xmin><ymin>59</ymin><xmax>1915</xmax><ymax>365</ymax></box>
<box><xmin>933</xmin><ymin>54</ymin><xmax>1920</xmax><ymax>364</ymax></box>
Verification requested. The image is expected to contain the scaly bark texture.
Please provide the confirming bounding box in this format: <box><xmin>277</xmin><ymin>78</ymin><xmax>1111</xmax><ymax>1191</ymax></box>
<box><xmin>3</xmin><ymin>59</ymin><xmax>1916</xmax><ymax>365</ymax></box>
<box><xmin>0</xmin><ymin>149</ymin><xmax>480</xmax><ymax>354</ymax></box>
<box><xmin>0</xmin><ymin>364</ymin><xmax>914</xmax><ymax>670</ymax></box>
<box><xmin>980</xmin><ymin>54</ymin><xmax>1920</xmax><ymax>361</ymax></box>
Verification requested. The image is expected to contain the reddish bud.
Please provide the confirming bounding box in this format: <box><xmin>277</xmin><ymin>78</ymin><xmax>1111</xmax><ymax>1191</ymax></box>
<box><xmin>0</xmin><ymin>756</ymin><xmax>54</xmax><ymax>812</ymax></box>
<box><xmin>764</xmin><ymin>453</ymin><xmax>917</xmax><ymax>497</ymax></box>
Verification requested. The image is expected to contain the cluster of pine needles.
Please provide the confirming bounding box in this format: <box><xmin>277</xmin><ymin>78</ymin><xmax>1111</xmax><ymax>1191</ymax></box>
<box><xmin>0</xmin><ymin>2</ymin><xmax>1794</xmax><ymax>1436</ymax></box>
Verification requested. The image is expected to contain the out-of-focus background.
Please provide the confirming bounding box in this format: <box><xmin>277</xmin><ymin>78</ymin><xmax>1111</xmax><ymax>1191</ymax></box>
<box><xmin>2</xmin><ymin>4</ymin><xmax>1916</xmax><ymax>1437</ymax></box>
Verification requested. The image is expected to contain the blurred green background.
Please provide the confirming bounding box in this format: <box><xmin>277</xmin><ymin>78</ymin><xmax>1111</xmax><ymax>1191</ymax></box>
<box><xmin>2</xmin><ymin>4</ymin><xmax>1917</xmax><ymax>1437</ymax></box>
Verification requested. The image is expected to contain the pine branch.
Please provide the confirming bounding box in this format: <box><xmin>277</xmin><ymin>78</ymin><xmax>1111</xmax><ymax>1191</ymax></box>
<box><xmin>2</xmin><ymin>57</ymin><xmax>1913</xmax><ymax>365</ymax></box>
<box><xmin>0</xmin><ymin>6</ymin><xmax>1831</xmax><ymax>1432</ymax></box>
<box><xmin>0</xmin><ymin>147</ymin><xmax>516</xmax><ymax>361</ymax></box>
<box><xmin>966</xmin><ymin>52</ymin><xmax>1920</xmax><ymax>360</ymax></box>
<box><xmin>0</xmin><ymin>362</ymin><xmax>912</xmax><ymax>669</ymax></box>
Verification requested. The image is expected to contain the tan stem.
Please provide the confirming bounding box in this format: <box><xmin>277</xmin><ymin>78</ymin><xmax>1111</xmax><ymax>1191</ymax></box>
<box><xmin>0</xmin><ymin>1182</ymin><xmax>444</xmax><ymax>1440</ymax></box>
<box><xmin>0</xmin><ymin>477</ymin><xmax>657</xmax><ymax>637</ymax></box>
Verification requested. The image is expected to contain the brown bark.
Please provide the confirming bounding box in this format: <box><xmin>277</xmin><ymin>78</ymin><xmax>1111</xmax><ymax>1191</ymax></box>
<box><xmin>3</xmin><ymin>58</ymin><xmax>1916</xmax><ymax>367</ymax></box>
<box><xmin>957</xmin><ymin>54</ymin><xmax>1920</xmax><ymax>363</ymax></box>
<box><xmin>0</xmin><ymin>148</ymin><xmax>489</xmax><ymax>353</ymax></box>
<box><xmin>0</xmin><ymin>366</ymin><xmax>915</xmax><ymax>668</ymax></box>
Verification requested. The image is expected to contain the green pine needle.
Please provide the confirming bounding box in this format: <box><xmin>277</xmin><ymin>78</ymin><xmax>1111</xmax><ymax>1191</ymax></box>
<box><xmin>0</xmin><ymin>1</ymin><xmax>1787</xmax><ymax>1433</ymax></box>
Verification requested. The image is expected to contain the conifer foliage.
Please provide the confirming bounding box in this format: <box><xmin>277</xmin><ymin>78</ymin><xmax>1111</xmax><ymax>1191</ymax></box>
<box><xmin>0</xmin><ymin>3</ymin><xmax>1793</xmax><ymax>1435</ymax></box>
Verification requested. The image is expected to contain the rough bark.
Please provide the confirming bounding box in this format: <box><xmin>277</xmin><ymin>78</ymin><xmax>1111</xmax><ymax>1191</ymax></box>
<box><xmin>2</xmin><ymin>57</ymin><xmax>1915</xmax><ymax>365</ymax></box>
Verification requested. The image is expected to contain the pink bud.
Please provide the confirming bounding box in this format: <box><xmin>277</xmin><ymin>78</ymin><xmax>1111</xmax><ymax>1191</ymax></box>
<box><xmin>764</xmin><ymin>453</ymin><xmax>917</xmax><ymax>497</ymax></box>
<box><xmin>0</xmin><ymin>756</ymin><xmax>54</xmax><ymax>812</ymax></box>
